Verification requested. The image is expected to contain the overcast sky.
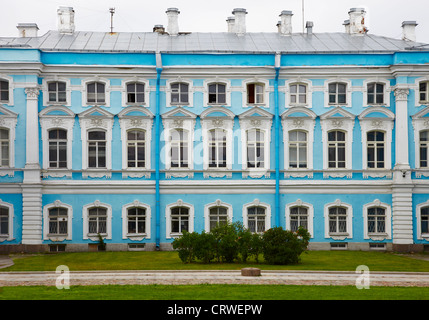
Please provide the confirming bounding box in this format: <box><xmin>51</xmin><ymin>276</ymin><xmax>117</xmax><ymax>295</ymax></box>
<box><xmin>1</xmin><ymin>0</ymin><xmax>429</xmax><ymax>43</ymax></box>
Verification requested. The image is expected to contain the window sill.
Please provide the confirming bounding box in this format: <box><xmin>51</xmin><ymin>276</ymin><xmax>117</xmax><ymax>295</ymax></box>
<box><xmin>323</xmin><ymin>169</ymin><xmax>352</xmax><ymax>179</ymax></box>
<box><xmin>246</xmin><ymin>103</ymin><xmax>266</xmax><ymax>108</ymax></box>
<box><xmin>169</xmin><ymin>103</ymin><xmax>190</xmax><ymax>107</ymax></box>
<box><xmin>203</xmin><ymin>169</ymin><xmax>232</xmax><ymax>178</ymax></box>
<box><xmin>242</xmin><ymin>169</ymin><xmax>271</xmax><ymax>178</ymax></box>
<box><xmin>288</xmin><ymin>103</ymin><xmax>309</xmax><ymax>108</ymax></box>
<box><xmin>43</xmin><ymin>169</ymin><xmax>72</xmax><ymax>178</ymax></box>
<box><xmin>0</xmin><ymin>168</ymin><xmax>15</xmax><ymax>177</ymax></box>
<box><xmin>362</xmin><ymin>169</ymin><xmax>392</xmax><ymax>179</ymax></box>
<box><xmin>414</xmin><ymin>169</ymin><xmax>429</xmax><ymax>178</ymax></box>
<box><xmin>124</xmin><ymin>103</ymin><xmax>147</xmax><ymax>107</ymax></box>
<box><xmin>126</xmin><ymin>233</ymin><xmax>148</xmax><ymax>241</ymax></box>
<box><xmin>82</xmin><ymin>169</ymin><xmax>112</xmax><ymax>179</ymax></box>
<box><xmin>284</xmin><ymin>169</ymin><xmax>313</xmax><ymax>178</ymax></box>
<box><xmin>165</xmin><ymin>169</ymin><xmax>193</xmax><ymax>179</ymax></box>
<box><xmin>122</xmin><ymin>169</ymin><xmax>151</xmax><ymax>179</ymax></box>
<box><xmin>329</xmin><ymin>232</ymin><xmax>350</xmax><ymax>240</ymax></box>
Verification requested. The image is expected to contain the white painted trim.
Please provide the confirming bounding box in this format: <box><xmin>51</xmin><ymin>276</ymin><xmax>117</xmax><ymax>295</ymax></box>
<box><xmin>165</xmin><ymin>78</ymin><xmax>194</xmax><ymax>107</ymax></box>
<box><xmin>82</xmin><ymin>200</ymin><xmax>112</xmax><ymax>240</ymax></box>
<box><xmin>0</xmin><ymin>74</ymin><xmax>15</xmax><ymax>106</ymax></box>
<box><xmin>41</xmin><ymin>77</ymin><xmax>72</xmax><ymax>107</ymax></box>
<box><xmin>121</xmin><ymin>200</ymin><xmax>152</xmax><ymax>240</ymax></box>
<box><xmin>284</xmin><ymin>79</ymin><xmax>313</xmax><ymax>108</ymax></box>
<box><xmin>414</xmin><ymin>76</ymin><xmax>429</xmax><ymax>107</ymax></box>
<box><xmin>81</xmin><ymin>77</ymin><xmax>111</xmax><ymax>107</ymax></box>
<box><xmin>324</xmin><ymin>78</ymin><xmax>352</xmax><ymax>108</ymax></box>
<box><xmin>362</xmin><ymin>78</ymin><xmax>392</xmax><ymax>108</ymax></box>
<box><xmin>242</xmin><ymin>199</ymin><xmax>271</xmax><ymax>232</ymax></box>
<box><xmin>416</xmin><ymin>200</ymin><xmax>429</xmax><ymax>241</ymax></box>
<box><xmin>412</xmin><ymin>106</ymin><xmax>429</xmax><ymax>171</ymax></box>
<box><xmin>362</xmin><ymin>199</ymin><xmax>391</xmax><ymax>240</ymax></box>
<box><xmin>0</xmin><ymin>106</ymin><xmax>18</xmax><ymax>175</ymax></box>
<box><xmin>121</xmin><ymin>78</ymin><xmax>150</xmax><ymax>107</ymax></box>
<box><xmin>42</xmin><ymin>200</ymin><xmax>73</xmax><ymax>241</ymax></box>
<box><xmin>203</xmin><ymin>78</ymin><xmax>231</xmax><ymax>107</ymax></box>
<box><xmin>203</xmin><ymin>199</ymin><xmax>233</xmax><ymax>232</ymax></box>
<box><xmin>0</xmin><ymin>198</ymin><xmax>14</xmax><ymax>242</ymax></box>
<box><xmin>241</xmin><ymin>78</ymin><xmax>270</xmax><ymax>108</ymax></box>
<box><xmin>165</xmin><ymin>199</ymin><xmax>194</xmax><ymax>239</ymax></box>
<box><xmin>324</xmin><ymin>199</ymin><xmax>353</xmax><ymax>240</ymax></box>
<box><xmin>285</xmin><ymin>199</ymin><xmax>314</xmax><ymax>238</ymax></box>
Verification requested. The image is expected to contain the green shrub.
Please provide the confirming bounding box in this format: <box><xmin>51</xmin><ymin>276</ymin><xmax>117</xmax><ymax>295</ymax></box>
<box><xmin>262</xmin><ymin>226</ymin><xmax>310</xmax><ymax>265</ymax></box>
<box><xmin>210</xmin><ymin>222</ymin><xmax>241</xmax><ymax>263</ymax></box>
<box><xmin>172</xmin><ymin>230</ymin><xmax>200</xmax><ymax>263</ymax></box>
<box><xmin>194</xmin><ymin>231</ymin><xmax>216</xmax><ymax>263</ymax></box>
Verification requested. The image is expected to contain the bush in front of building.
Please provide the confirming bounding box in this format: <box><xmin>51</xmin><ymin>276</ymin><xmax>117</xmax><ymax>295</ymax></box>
<box><xmin>172</xmin><ymin>222</ymin><xmax>309</xmax><ymax>265</ymax></box>
<box><xmin>261</xmin><ymin>226</ymin><xmax>311</xmax><ymax>265</ymax></box>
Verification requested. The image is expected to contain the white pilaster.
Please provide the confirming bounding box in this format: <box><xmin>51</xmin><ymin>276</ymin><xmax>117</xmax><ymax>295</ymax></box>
<box><xmin>22</xmin><ymin>86</ymin><xmax>43</xmax><ymax>245</ymax></box>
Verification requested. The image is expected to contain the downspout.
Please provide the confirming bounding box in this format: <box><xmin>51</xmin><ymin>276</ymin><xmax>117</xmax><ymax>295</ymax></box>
<box><xmin>155</xmin><ymin>52</ymin><xmax>162</xmax><ymax>249</ymax></box>
<box><xmin>274</xmin><ymin>52</ymin><xmax>281</xmax><ymax>227</ymax></box>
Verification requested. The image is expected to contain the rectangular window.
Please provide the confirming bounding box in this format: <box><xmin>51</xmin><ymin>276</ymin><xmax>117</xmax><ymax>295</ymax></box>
<box><xmin>171</xmin><ymin>83</ymin><xmax>189</xmax><ymax>104</ymax></box>
<box><xmin>127</xmin><ymin>82</ymin><xmax>145</xmax><ymax>104</ymax></box>
<box><xmin>88</xmin><ymin>131</ymin><xmax>106</xmax><ymax>168</ymax></box>
<box><xmin>290</xmin><ymin>207</ymin><xmax>308</xmax><ymax>232</ymax></box>
<box><xmin>209</xmin><ymin>207</ymin><xmax>228</xmax><ymax>231</ymax></box>
<box><xmin>48</xmin><ymin>81</ymin><xmax>67</xmax><ymax>103</ymax></box>
<box><xmin>127</xmin><ymin>207</ymin><xmax>146</xmax><ymax>234</ymax></box>
<box><xmin>208</xmin><ymin>83</ymin><xmax>226</xmax><ymax>104</ymax></box>
<box><xmin>367</xmin><ymin>83</ymin><xmax>384</xmax><ymax>105</ymax></box>
<box><xmin>88</xmin><ymin>207</ymin><xmax>107</xmax><ymax>234</ymax></box>
<box><xmin>367</xmin><ymin>207</ymin><xmax>386</xmax><ymax>234</ymax></box>
<box><xmin>422</xmin><ymin>207</ymin><xmax>429</xmax><ymax>234</ymax></box>
<box><xmin>0</xmin><ymin>207</ymin><xmax>8</xmax><ymax>236</ymax></box>
<box><xmin>127</xmin><ymin>130</ymin><xmax>145</xmax><ymax>168</ymax></box>
<box><xmin>171</xmin><ymin>207</ymin><xmax>189</xmax><ymax>234</ymax></box>
<box><xmin>0</xmin><ymin>129</ymin><xmax>9</xmax><ymax>167</ymax></box>
<box><xmin>367</xmin><ymin>131</ymin><xmax>385</xmax><ymax>169</ymax></box>
<box><xmin>170</xmin><ymin>129</ymin><xmax>188</xmax><ymax>168</ymax></box>
<box><xmin>329</xmin><ymin>207</ymin><xmax>347</xmax><ymax>234</ymax></box>
<box><xmin>87</xmin><ymin>82</ymin><xmax>105</xmax><ymax>104</ymax></box>
<box><xmin>48</xmin><ymin>129</ymin><xmax>67</xmax><ymax>168</ymax></box>
<box><xmin>290</xmin><ymin>84</ymin><xmax>307</xmax><ymax>104</ymax></box>
<box><xmin>420</xmin><ymin>82</ymin><xmax>429</xmax><ymax>102</ymax></box>
<box><xmin>247</xmin><ymin>83</ymin><xmax>264</xmax><ymax>104</ymax></box>
<box><xmin>0</xmin><ymin>80</ymin><xmax>9</xmax><ymax>102</ymax></box>
<box><xmin>209</xmin><ymin>129</ymin><xmax>227</xmax><ymax>168</ymax></box>
<box><xmin>247</xmin><ymin>206</ymin><xmax>265</xmax><ymax>233</ymax></box>
<box><xmin>247</xmin><ymin>129</ymin><xmax>264</xmax><ymax>168</ymax></box>
<box><xmin>329</xmin><ymin>83</ymin><xmax>347</xmax><ymax>105</ymax></box>
<box><xmin>48</xmin><ymin>207</ymin><xmax>68</xmax><ymax>235</ymax></box>
<box><xmin>420</xmin><ymin>131</ymin><xmax>429</xmax><ymax>168</ymax></box>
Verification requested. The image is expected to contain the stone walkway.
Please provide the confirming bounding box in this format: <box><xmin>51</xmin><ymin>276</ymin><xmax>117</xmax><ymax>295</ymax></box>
<box><xmin>1</xmin><ymin>269</ymin><xmax>429</xmax><ymax>287</ymax></box>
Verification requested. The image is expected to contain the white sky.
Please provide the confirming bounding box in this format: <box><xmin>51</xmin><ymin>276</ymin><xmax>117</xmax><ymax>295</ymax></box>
<box><xmin>1</xmin><ymin>0</ymin><xmax>429</xmax><ymax>44</ymax></box>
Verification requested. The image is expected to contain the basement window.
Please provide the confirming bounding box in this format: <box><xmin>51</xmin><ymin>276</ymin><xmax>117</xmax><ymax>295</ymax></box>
<box><xmin>128</xmin><ymin>243</ymin><xmax>145</xmax><ymax>251</ymax></box>
<box><xmin>369</xmin><ymin>243</ymin><xmax>386</xmax><ymax>250</ymax></box>
<box><xmin>49</xmin><ymin>244</ymin><xmax>66</xmax><ymax>252</ymax></box>
<box><xmin>330</xmin><ymin>242</ymin><xmax>348</xmax><ymax>250</ymax></box>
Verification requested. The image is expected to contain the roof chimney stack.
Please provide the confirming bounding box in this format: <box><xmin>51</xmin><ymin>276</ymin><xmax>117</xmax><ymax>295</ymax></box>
<box><xmin>232</xmin><ymin>8</ymin><xmax>247</xmax><ymax>36</ymax></box>
<box><xmin>153</xmin><ymin>25</ymin><xmax>165</xmax><ymax>34</ymax></box>
<box><xmin>226</xmin><ymin>16</ymin><xmax>235</xmax><ymax>33</ymax></box>
<box><xmin>348</xmin><ymin>8</ymin><xmax>367</xmax><ymax>35</ymax></box>
<box><xmin>402</xmin><ymin>21</ymin><xmax>418</xmax><ymax>42</ymax></box>
<box><xmin>343</xmin><ymin>20</ymin><xmax>350</xmax><ymax>34</ymax></box>
<box><xmin>166</xmin><ymin>8</ymin><xmax>180</xmax><ymax>36</ymax></box>
<box><xmin>279</xmin><ymin>10</ymin><xmax>293</xmax><ymax>35</ymax></box>
<box><xmin>16</xmin><ymin>23</ymin><xmax>39</xmax><ymax>37</ymax></box>
<box><xmin>57</xmin><ymin>6</ymin><xmax>75</xmax><ymax>34</ymax></box>
<box><xmin>306</xmin><ymin>21</ymin><xmax>313</xmax><ymax>35</ymax></box>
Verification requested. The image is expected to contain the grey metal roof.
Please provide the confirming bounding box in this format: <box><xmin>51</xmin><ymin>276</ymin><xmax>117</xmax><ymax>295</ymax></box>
<box><xmin>0</xmin><ymin>30</ymin><xmax>427</xmax><ymax>53</ymax></box>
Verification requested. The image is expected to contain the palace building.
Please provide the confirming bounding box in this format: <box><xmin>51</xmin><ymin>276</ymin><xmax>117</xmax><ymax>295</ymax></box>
<box><xmin>0</xmin><ymin>6</ymin><xmax>428</xmax><ymax>253</ymax></box>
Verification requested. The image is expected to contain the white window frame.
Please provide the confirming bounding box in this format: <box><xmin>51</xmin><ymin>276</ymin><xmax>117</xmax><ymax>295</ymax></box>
<box><xmin>239</xmin><ymin>107</ymin><xmax>273</xmax><ymax>178</ymax></box>
<box><xmin>39</xmin><ymin>106</ymin><xmax>75</xmax><ymax>177</ymax></box>
<box><xmin>165</xmin><ymin>199</ymin><xmax>194</xmax><ymax>239</ymax></box>
<box><xmin>416</xmin><ymin>200</ymin><xmax>429</xmax><ymax>240</ymax></box>
<box><xmin>121</xmin><ymin>79</ymin><xmax>150</xmax><ymax>107</ymax></box>
<box><xmin>79</xmin><ymin>106</ymin><xmax>114</xmax><ymax>178</ymax></box>
<box><xmin>162</xmin><ymin>108</ymin><xmax>196</xmax><ymax>178</ymax></box>
<box><xmin>118</xmin><ymin>106</ymin><xmax>154</xmax><ymax>178</ymax></box>
<box><xmin>324</xmin><ymin>79</ymin><xmax>352</xmax><ymax>107</ymax></box>
<box><xmin>82</xmin><ymin>200</ymin><xmax>112</xmax><ymax>241</ymax></box>
<box><xmin>166</xmin><ymin>78</ymin><xmax>194</xmax><ymax>107</ymax></box>
<box><xmin>412</xmin><ymin>106</ymin><xmax>429</xmax><ymax>176</ymax></box>
<box><xmin>82</xmin><ymin>77</ymin><xmax>111</xmax><ymax>107</ymax></box>
<box><xmin>320</xmin><ymin>107</ymin><xmax>355</xmax><ymax>178</ymax></box>
<box><xmin>285</xmin><ymin>79</ymin><xmax>313</xmax><ymax>108</ymax></box>
<box><xmin>0</xmin><ymin>106</ymin><xmax>17</xmax><ymax>177</ymax></box>
<box><xmin>0</xmin><ymin>198</ymin><xmax>14</xmax><ymax>242</ymax></box>
<box><xmin>242</xmin><ymin>78</ymin><xmax>270</xmax><ymax>108</ymax></box>
<box><xmin>242</xmin><ymin>199</ymin><xmax>271</xmax><ymax>233</ymax></box>
<box><xmin>358</xmin><ymin>106</ymin><xmax>394</xmax><ymax>178</ymax></box>
<box><xmin>203</xmin><ymin>79</ymin><xmax>231</xmax><ymax>107</ymax></box>
<box><xmin>362</xmin><ymin>79</ymin><xmax>391</xmax><ymax>108</ymax></box>
<box><xmin>285</xmin><ymin>199</ymin><xmax>314</xmax><ymax>238</ymax></box>
<box><xmin>414</xmin><ymin>77</ymin><xmax>429</xmax><ymax>107</ymax></box>
<box><xmin>204</xmin><ymin>199</ymin><xmax>233</xmax><ymax>232</ymax></box>
<box><xmin>281</xmin><ymin>107</ymin><xmax>316</xmax><ymax>177</ymax></box>
<box><xmin>324</xmin><ymin>199</ymin><xmax>353</xmax><ymax>240</ymax></box>
<box><xmin>43</xmin><ymin>200</ymin><xmax>73</xmax><ymax>241</ymax></box>
<box><xmin>0</xmin><ymin>75</ymin><xmax>14</xmax><ymax>106</ymax></box>
<box><xmin>200</xmin><ymin>107</ymin><xmax>234</xmax><ymax>178</ymax></box>
<box><xmin>363</xmin><ymin>199</ymin><xmax>391</xmax><ymax>241</ymax></box>
<box><xmin>41</xmin><ymin>77</ymin><xmax>72</xmax><ymax>107</ymax></box>
<box><xmin>122</xmin><ymin>200</ymin><xmax>151</xmax><ymax>240</ymax></box>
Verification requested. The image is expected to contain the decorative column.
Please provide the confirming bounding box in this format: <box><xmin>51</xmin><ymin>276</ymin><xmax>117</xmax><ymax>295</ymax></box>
<box><xmin>22</xmin><ymin>86</ymin><xmax>43</xmax><ymax>246</ymax></box>
<box><xmin>392</xmin><ymin>87</ymin><xmax>414</xmax><ymax>250</ymax></box>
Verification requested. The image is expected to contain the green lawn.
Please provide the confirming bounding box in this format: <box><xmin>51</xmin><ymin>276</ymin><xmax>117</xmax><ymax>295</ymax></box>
<box><xmin>2</xmin><ymin>250</ymin><xmax>429</xmax><ymax>272</ymax></box>
<box><xmin>1</xmin><ymin>284</ymin><xmax>428</xmax><ymax>300</ymax></box>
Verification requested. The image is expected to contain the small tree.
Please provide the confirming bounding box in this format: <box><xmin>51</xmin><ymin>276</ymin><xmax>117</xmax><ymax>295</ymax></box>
<box><xmin>262</xmin><ymin>226</ymin><xmax>310</xmax><ymax>265</ymax></box>
<box><xmin>172</xmin><ymin>230</ymin><xmax>199</xmax><ymax>263</ymax></box>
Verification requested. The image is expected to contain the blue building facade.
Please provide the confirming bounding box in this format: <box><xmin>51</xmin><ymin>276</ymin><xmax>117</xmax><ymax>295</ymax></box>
<box><xmin>0</xmin><ymin>7</ymin><xmax>429</xmax><ymax>252</ymax></box>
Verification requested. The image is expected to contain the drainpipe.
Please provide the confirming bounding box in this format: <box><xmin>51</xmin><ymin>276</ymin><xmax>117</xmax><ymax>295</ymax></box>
<box><xmin>155</xmin><ymin>52</ymin><xmax>162</xmax><ymax>249</ymax></box>
<box><xmin>274</xmin><ymin>52</ymin><xmax>281</xmax><ymax>227</ymax></box>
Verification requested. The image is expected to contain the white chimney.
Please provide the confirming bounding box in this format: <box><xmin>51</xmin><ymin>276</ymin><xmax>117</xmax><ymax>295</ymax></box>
<box><xmin>343</xmin><ymin>20</ymin><xmax>350</xmax><ymax>34</ymax></box>
<box><xmin>16</xmin><ymin>23</ymin><xmax>39</xmax><ymax>37</ymax></box>
<box><xmin>226</xmin><ymin>16</ymin><xmax>235</xmax><ymax>33</ymax></box>
<box><xmin>402</xmin><ymin>21</ymin><xmax>418</xmax><ymax>42</ymax></box>
<box><xmin>348</xmin><ymin>8</ymin><xmax>368</xmax><ymax>35</ymax></box>
<box><xmin>279</xmin><ymin>10</ymin><xmax>293</xmax><ymax>36</ymax></box>
<box><xmin>57</xmin><ymin>6</ymin><xmax>75</xmax><ymax>34</ymax></box>
<box><xmin>232</xmin><ymin>8</ymin><xmax>247</xmax><ymax>36</ymax></box>
<box><xmin>306</xmin><ymin>21</ymin><xmax>313</xmax><ymax>35</ymax></box>
<box><xmin>166</xmin><ymin>8</ymin><xmax>180</xmax><ymax>36</ymax></box>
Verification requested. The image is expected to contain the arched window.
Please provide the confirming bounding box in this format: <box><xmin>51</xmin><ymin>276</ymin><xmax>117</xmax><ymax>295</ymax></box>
<box><xmin>126</xmin><ymin>82</ymin><xmax>145</xmax><ymax>104</ymax></box>
<box><xmin>247</xmin><ymin>129</ymin><xmax>265</xmax><ymax>168</ymax></box>
<box><xmin>328</xmin><ymin>130</ymin><xmax>346</xmax><ymax>168</ymax></box>
<box><xmin>170</xmin><ymin>129</ymin><xmax>188</xmax><ymax>168</ymax></box>
<box><xmin>209</xmin><ymin>206</ymin><xmax>228</xmax><ymax>230</ymax></box>
<box><xmin>88</xmin><ymin>130</ymin><xmax>106</xmax><ymax>168</ymax></box>
<box><xmin>87</xmin><ymin>82</ymin><xmax>105</xmax><ymax>104</ymax></box>
<box><xmin>48</xmin><ymin>129</ymin><xmax>67</xmax><ymax>168</ymax></box>
<box><xmin>288</xmin><ymin>130</ymin><xmax>307</xmax><ymax>168</ymax></box>
<box><xmin>290</xmin><ymin>206</ymin><xmax>308</xmax><ymax>232</ymax></box>
<box><xmin>208</xmin><ymin>129</ymin><xmax>226</xmax><ymax>168</ymax></box>
<box><xmin>247</xmin><ymin>206</ymin><xmax>266</xmax><ymax>233</ymax></box>
<box><xmin>0</xmin><ymin>128</ymin><xmax>9</xmax><ymax>167</ymax></box>
<box><xmin>328</xmin><ymin>206</ymin><xmax>348</xmax><ymax>234</ymax></box>
<box><xmin>127</xmin><ymin>130</ymin><xmax>146</xmax><ymax>168</ymax></box>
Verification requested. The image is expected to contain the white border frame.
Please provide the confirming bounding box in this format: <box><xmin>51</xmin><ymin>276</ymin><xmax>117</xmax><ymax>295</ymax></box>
<box><xmin>203</xmin><ymin>79</ymin><xmax>231</xmax><ymax>107</ymax></box>
<box><xmin>0</xmin><ymin>198</ymin><xmax>14</xmax><ymax>242</ymax></box>
<box><xmin>166</xmin><ymin>78</ymin><xmax>194</xmax><ymax>107</ymax></box>
<box><xmin>43</xmin><ymin>200</ymin><xmax>73</xmax><ymax>241</ymax></box>
<box><xmin>165</xmin><ymin>199</ymin><xmax>194</xmax><ymax>239</ymax></box>
<box><xmin>121</xmin><ymin>78</ymin><xmax>151</xmax><ymax>107</ymax></box>
<box><xmin>122</xmin><ymin>200</ymin><xmax>152</xmax><ymax>240</ymax></box>
<box><xmin>362</xmin><ymin>79</ymin><xmax>392</xmax><ymax>108</ymax></box>
<box><xmin>81</xmin><ymin>77</ymin><xmax>111</xmax><ymax>107</ymax></box>
<box><xmin>324</xmin><ymin>79</ymin><xmax>352</xmax><ymax>108</ymax></box>
<box><xmin>242</xmin><ymin>199</ymin><xmax>271</xmax><ymax>232</ymax></box>
<box><xmin>82</xmin><ymin>200</ymin><xmax>112</xmax><ymax>241</ymax></box>
<box><xmin>41</xmin><ymin>77</ymin><xmax>72</xmax><ymax>107</ymax></box>
<box><xmin>324</xmin><ymin>199</ymin><xmax>353</xmax><ymax>240</ymax></box>
<box><xmin>416</xmin><ymin>200</ymin><xmax>429</xmax><ymax>241</ymax></box>
<box><xmin>241</xmin><ymin>78</ymin><xmax>270</xmax><ymax>108</ymax></box>
<box><xmin>284</xmin><ymin>79</ymin><xmax>313</xmax><ymax>108</ymax></box>
<box><xmin>285</xmin><ymin>199</ymin><xmax>314</xmax><ymax>238</ymax></box>
<box><xmin>362</xmin><ymin>199</ymin><xmax>391</xmax><ymax>241</ymax></box>
<box><xmin>204</xmin><ymin>199</ymin><xmax>233</xmax><ymax>232</ymax></box>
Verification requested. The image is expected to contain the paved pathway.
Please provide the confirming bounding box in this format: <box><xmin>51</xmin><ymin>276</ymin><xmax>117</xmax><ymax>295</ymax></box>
<box><xmin>1</xmin><ymin>269</ymin><xmax>429</xmax><ymax>287</ymax></box>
